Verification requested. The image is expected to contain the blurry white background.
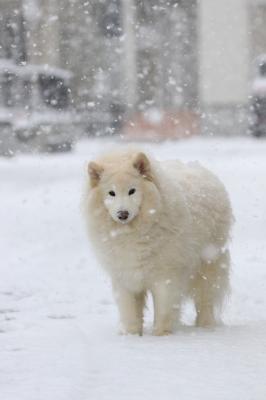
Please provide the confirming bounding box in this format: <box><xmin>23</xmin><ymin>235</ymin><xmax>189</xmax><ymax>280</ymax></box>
<box><xmin>1</xmin><ymin>0</ymin><xmax>266</xmax><ymax>154</ymax></box>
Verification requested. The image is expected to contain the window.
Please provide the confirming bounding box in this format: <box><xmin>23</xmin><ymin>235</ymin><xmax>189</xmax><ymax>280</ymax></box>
<box><xmin>3</xmin><ymin>14</ymin><xmax>27</xmax><ymax>64</ymax></box>
<box><xmin>100</xmin><ymin>0</ymin><xmax>122</xmax><ymax>38</ymax></box>
<box><xmin>259</xmin><ymin>62</ymin><xmax>266</xmax><ymax>77</ymax></box>
<box><xmin>38</xmin><ymin>74</ymin><xmax>70</xmax><ymax>109</ymax></box>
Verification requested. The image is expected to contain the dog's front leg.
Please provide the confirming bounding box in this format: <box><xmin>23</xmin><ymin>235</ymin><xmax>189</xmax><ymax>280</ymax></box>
<box><xmin>112</xmin><ymin>281</ymin><xmax>144</xmax><ymax>335</ymax></box>
<box><xmin>151</xmin><ymin>279</ymin><xmax>180</xmax><ymax>336</ymax></box>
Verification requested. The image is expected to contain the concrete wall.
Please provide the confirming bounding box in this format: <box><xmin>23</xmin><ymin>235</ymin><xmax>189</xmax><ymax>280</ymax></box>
<box><xmin>199</xmin><ymin>0</ymin><xmax>249</xmax><ymax>105</ymax></box>
<box><xmin>23</xmin><ymin>0</ymin><xmax>60</xmax><ymax>66</ymax></box>
<box><xmin>199</xmin><ymin>0</ymin><xmax>250</xmax><ymax>135</ymax></box>
<box><xmin>249</xmin><ymin>2</ymin><xmax>266</xmax><ymax>63</ymax></box>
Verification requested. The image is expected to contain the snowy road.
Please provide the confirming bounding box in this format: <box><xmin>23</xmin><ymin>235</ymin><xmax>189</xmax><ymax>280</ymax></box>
<box><xmin>1</xmin><ymin>137</ymin><xmax>266</xmax><ymax>400</ymax></box>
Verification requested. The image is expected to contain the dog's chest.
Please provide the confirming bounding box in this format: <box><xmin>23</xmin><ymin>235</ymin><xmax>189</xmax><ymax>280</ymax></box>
<box><xmin>109</xmin><ymin>232</ymin><xmax>154</xmax><ymax>266</ymax></box>
<box><xmin>100</xmin><ymin>230</ymin><xmax>158</xmax><ymax>289</ymax></box>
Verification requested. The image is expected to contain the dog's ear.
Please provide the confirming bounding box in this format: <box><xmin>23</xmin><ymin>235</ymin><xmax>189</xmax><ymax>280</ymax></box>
<box><xmin>88</xmin><ymin>161</ymin><xmax>104</xmax><ymax>187</ymax></box>
<box><xmin>133</xmin><ymin>152</ymin><xmax>153</xmax><ymax>181</ymax></box>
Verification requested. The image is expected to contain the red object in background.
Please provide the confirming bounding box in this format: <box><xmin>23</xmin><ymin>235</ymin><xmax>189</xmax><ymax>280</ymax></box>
<box><xmin>123</xmin><ymin>110</ymin><xmax>200</xmax><ymax>141</ymax></box>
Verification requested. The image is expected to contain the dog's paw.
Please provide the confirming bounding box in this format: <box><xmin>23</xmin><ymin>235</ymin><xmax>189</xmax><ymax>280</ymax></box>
<box><xmin>119</xmin><ymin>324</ymin><xmax>143</xmax><ymax>336</ymax></box>
<box><xmin>195</xmin><ymin>314</ymin><xmax>217</xmax><ymax>328</ymax></box>
<box><xmin>152</xmin><ymin>327</ymin><xmax>173</xmax><ymax>336</ymax></box>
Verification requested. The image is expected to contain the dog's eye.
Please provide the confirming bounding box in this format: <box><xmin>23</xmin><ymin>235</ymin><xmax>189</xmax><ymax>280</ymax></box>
<box><xmin>128</xmin><ymin>188</ymin><xmax>136</xmax><ymax>196</ymax></box>
<box><xmin>109</xmin><ymin>190</ymin><xmax>116</xmax><ymax>197</ymax></box>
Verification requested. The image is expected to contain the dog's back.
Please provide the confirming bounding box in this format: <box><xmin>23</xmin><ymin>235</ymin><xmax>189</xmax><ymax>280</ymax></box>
<box><xmin>159</xmin><ymin>160</ymin><xmax>233</xmax><ymax>247</ymax></box>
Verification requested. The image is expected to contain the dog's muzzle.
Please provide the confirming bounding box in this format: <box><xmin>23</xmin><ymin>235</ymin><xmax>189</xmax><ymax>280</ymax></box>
<box><xmin>117</xmin><ymin>210</ymin><xmax>129</xmax><ymax>221</ymax></box>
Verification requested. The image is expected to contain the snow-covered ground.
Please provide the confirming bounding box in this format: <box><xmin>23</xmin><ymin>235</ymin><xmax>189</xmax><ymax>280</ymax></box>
<box><xmin>1</xmin><ymin>137</ymin><xmax>266</xmax><ymax>400</ymax></box>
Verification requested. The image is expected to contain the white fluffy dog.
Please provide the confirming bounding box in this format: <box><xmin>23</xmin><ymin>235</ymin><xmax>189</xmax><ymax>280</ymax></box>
<box><xmin>84</xmin><ymin>149</ymin><xmax>233</xmax><ymax>336</ymax></box>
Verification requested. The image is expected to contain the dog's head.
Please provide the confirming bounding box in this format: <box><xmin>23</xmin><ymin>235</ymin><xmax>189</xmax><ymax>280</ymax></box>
<box><xmin>88</xmin><ymin>151</ymin><xmax>160</xmax><ymax>225</ymax></box>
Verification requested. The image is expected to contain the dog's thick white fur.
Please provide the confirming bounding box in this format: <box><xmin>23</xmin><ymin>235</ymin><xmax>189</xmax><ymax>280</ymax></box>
<box><xmin>84</xmin><ymin>149</ymin><xmax>233</xmax><ymax>336</ymax></box>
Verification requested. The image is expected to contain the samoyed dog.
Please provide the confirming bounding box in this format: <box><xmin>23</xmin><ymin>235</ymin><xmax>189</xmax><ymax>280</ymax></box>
<box><xmin>84</xmin><ymin>149</ymin><xmax>233</xmax><ymax>336</ymax></box>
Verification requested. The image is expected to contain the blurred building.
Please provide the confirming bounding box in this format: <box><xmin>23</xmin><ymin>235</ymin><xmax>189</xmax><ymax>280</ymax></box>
<box><xmin>1</xmin><ymin>0</ymin><xmax>266</xmax><ymax>154</ymax></box>
<box><xmin>58</xmin><ymin>0</ymin><xmax>266</xmax><ymax>138</ymax></box>
<box><xmin>59</xmin><ymin>0</ymin><xmax>199</xmax><ymax>138</ymax></box>
<box><xmin>50</xmin><ymin>0</ymin><xmax>266</xmax><ymax>137</ymax></box>
<box><xmin>0</xmin><ymin>0</ymin><xmax>75</xmax><ymax>155</ymax></box>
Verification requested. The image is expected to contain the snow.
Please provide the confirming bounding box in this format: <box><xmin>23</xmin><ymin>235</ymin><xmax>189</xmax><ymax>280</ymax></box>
<box><xmin>0</xmin><ymin>108</ymin><xmax>77</xmax><ymax>131</ymax></box>
<box><xmin>1</xmin><ymin>137</ymin><xmax>266</xmax><ymax>399</ymax></box>
<box><xmin>0</xmin><ymin>59</ymin><xmax>73</xmax><ymax>80</ymax></box>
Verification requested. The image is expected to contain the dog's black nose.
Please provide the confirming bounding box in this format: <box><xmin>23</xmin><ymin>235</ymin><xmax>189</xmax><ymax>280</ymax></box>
<box><xmin>117</xmin><ymin>210</ymin><xmax>129</xmax><ymax>221</ymax></box>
